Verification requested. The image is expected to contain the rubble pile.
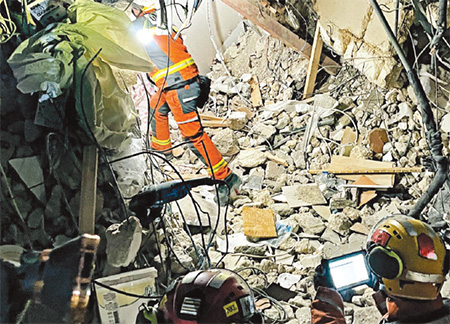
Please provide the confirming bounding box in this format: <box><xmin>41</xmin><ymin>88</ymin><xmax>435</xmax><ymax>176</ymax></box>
<box><xmin>163</xmin><ymin>26</ymin><xmax>450</xmax><ymax>323</ymax></box>
<box><xmin>0</xmin><ymin>44</ymin><xmax>133</xmax><ymax>275</ymax></box>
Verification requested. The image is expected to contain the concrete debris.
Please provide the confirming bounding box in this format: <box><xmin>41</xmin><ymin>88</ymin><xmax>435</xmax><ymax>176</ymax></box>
<box><xmin>212</xmin><ymin>128</ymin><xmax>240</xmax><ymax>156</ymax></box>
<box><xmin>282</xmin><ymin>184</ymin><xmax>327</xmax><ymax>208</ymax></box>
<box><xmin>9</xmin><ymin>156</ymin><xmax>46</xmax><ymax>203</ymax></box>
<box><xmin>237</xmin><ymin>149</ymin><xmax>267</xmax><ymax>168</ymax></box>
<box><xmin>105</xmin><ymin>216</ymin><xmax>143</xmax><ymax>268</ymax></box>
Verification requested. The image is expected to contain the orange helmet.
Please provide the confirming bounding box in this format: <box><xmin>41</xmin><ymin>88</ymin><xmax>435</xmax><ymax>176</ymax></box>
<box><xmin>366</xmin><ymin>215</ymin><xmax>448</xmax><ymax>300</ymax></box>
<box><xmin>158</xmin><ymin>269</ymin><xmax>260</xmax><ymax>323</ymax></box>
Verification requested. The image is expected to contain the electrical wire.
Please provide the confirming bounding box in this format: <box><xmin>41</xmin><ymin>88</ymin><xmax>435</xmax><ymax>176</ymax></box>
<box><xmin>0</xmin><ymin>0</ymin><xmax>17</xmax><ymax>44</ymax></box>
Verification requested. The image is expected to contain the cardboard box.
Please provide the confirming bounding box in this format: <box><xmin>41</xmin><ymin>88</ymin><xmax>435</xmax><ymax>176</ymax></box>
<box><xmin>95</xmin><ymin>267</ymin><xmax>158</xmax><ymax>324</ymax></box>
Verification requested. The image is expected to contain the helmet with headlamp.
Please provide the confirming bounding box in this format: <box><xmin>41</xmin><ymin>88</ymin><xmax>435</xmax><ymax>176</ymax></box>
<box><xmin>366</xmin><ymin>215</ymin><xmax>448</xmax><ymax>300</ymax></box>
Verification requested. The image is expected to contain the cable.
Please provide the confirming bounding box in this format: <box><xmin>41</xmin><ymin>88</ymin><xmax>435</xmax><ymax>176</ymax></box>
<box><xmin>92</xmin><ymin>280</ymin><xmax>162</xmax><ymax>299</ymax></box>
<box><xmin>0</xmin><ymin>0</ymin><xmax>17</xmax><ymax>44</ymax></box>
<box><xmin>369</xmin><ymin>0</ymin><xmax>449</xmax><ymax>219</ymax></box>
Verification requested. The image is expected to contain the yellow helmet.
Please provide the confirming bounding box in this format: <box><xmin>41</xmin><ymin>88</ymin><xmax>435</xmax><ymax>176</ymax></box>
<box><xmin>366</xmin><ymin>215</ymin><xmax>447</xmax><ymax>300</ymax></box>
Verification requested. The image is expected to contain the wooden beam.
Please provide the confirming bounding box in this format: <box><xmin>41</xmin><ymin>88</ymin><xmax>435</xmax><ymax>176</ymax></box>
<box><xmin>303</xmin><ymin>26</ymin><xmax>323</xmax><ymax>99</ymax></box>
<box><xmin>308</xmin><ymin>167</ymin><xmax>423</xmax><ymax>175</ymax></box>
<box><xmin>221</xmin><ymin>0</ymin><xmax>340</xmax><ymax>75</ymax></box>
<box><xmin>79</xmin><ymin>145</ymin><xmax>98</xmax><ymax>234</ymax></box>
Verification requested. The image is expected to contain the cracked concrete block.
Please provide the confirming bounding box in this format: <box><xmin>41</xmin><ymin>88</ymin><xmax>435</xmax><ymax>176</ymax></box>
<box><xmin>105</xmin><ymin>216</ymin><xmax>142</xmax><ymax>267</ymax></box>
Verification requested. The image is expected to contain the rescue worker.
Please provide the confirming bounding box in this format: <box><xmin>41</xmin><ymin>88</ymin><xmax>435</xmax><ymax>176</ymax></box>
<box><xmin>135</xmin><ymin>268</ymin><xmax>263</xmax><ymax>323</ymax></box>
<box><xmin>311</xmin><ymin>215</ymin><xmax>450</xmax><ymax>324</ymax></box>
<box><xmin>132</xmin><ymin>4</ymin><xmax>241</xmax><ymax>205</ymax></box>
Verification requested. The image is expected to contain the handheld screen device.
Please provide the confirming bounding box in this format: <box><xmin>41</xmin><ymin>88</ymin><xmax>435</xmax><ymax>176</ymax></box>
<box><xmin>325</xmin><ymin>250</ymin><xmax>372</xmax><ymax>291</ymax></box>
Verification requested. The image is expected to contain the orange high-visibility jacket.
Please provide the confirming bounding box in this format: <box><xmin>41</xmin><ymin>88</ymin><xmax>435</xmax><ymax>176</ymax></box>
<box><xmin>144</xmin><ymin>31</ymin><xmax>199</xmax><ymax>89</ymax></box>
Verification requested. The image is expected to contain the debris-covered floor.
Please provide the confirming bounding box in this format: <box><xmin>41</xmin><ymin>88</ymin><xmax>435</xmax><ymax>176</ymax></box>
<box><xmin>1</xmin><ymin>0</ymin><xmax>450</xmax><ymax>323</ymax></box>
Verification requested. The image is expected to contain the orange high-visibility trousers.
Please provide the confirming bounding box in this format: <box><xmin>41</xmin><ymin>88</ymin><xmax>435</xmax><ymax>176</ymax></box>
<box><xmin>150</xmin><ymin>81</ymin><xmax>231</xmax><ymax>180</ymax></box>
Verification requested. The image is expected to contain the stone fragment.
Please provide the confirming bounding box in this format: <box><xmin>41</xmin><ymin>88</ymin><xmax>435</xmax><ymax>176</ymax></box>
<box><xmin>294</xmin><ymin>303</ymin><xmax>311</xmax><ymax>323</ymax></box>
<box><xmin>170</xmin><ymin>246</ymin><xmax>193</xmax><ymax>275</ymax></box>
<box><xmin>237</xmin><ymin>149</ymin><xmax>267</xmax><ymax>168</ymax></box>
<box><xmin>282</xmin><ymin>184</ymin><xmax>327</xmax><ymax>208</ymax></box>
<box><xmin>254</xmin><ymin>123</ymin><xmax>277</xmax><ymax>145</ymax></box>
<box><xmin>298</xmin><ymin>253</ymin><xmax>322</xmax><ymax>269</ymax></box>
<box><xmin>341</xmin><ymin>126</ymin><xmax>357</xmax><ymax>144</ymax></box>
<box><xmin>321</xmin><ymin>228</ymin><xmax>341</xmax><ymax>245</ymax></box>
<box><xmin>105</xmin><ymin>216</ymin><xmax>143</xmax><ymax>267</ymax></box>
<box><xmin>265</xmin><ymin>161</ymin><xmax>285</xmax><ymax>180</ymax></box>
<box><xmin>296</xmin><ymin>213</ymin><xmax>326</xmax><ymax>235</ymax></box>
<box><xmin>229</xmin><ymin>111</ymin><xmax>248</xmax><ymax>130</ymax></box>
<box><xmin>328</xmin><ymin>212</ymin><xmax>353</xmax><ymax>236</ymax></box>
<box><xmin>9</xmin><ymin>156</ymin><xmax>46</xmax><ymax>203</ymax></box>
<box><xmin>349</xmin><ymin>145</ymin><xmax>373</xmax><ymax>159</ymax></box>
<box><xmin>270</xmin><ymin>203</ymin><xmax>294</xmax><ymax>216</ymax></box>
<box><xmin>352</xmin><ymin>306</ymin><xmax>382</xmax><ymax>324</ymax></box>
<box><xmin>350</xmin><ymin>222</ymin><xmax>370</xmax><ymax>235</ymax></box>
<box><xmin>312</xmin><ymin>205</ymin><xmax>331</xmax><ymax>221</ymax></box>
<box><xmin>253</xmin><ymin>189</ymin><xmax>274</xmax><ymax>207</ymax></box>
<box><xmin>234</xmin><ymin>245</ymin><xmax>266</xmax><ymax>256</ymax></box>
<box><xmin>212</xmin><ymin>128</ymin><xmax>240</xmax><ymax>156</ymax></box>
<box><xmin>276</xmin><ymin>112</ymin><xmax>290</xmax><ymax>129</ymax></box>
<box><xmin>441</xmin><ymin>113</ymin><xmax>450</xmax><ymax>133</ymax></box>
<box><xmin>368</xmin><ymin>128</ymin><xmax>388</xmax><ymax>154</ymax></box>
<box><xmin>294</xmin><ymin>239</ymin><xmax>316</xmax><ymax>254</ymax></box>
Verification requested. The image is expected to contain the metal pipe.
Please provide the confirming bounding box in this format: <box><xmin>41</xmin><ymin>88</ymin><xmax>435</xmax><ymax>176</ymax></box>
<box><xmin>369</xmin><ymin>0</ymin><xmax>449</xmax><ymax>219</ymax></box>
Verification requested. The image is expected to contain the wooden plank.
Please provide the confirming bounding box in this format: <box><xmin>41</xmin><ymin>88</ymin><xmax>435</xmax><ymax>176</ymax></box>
<box><xmin>79</xmin><ymin>145</ymin><xmax>98</xmax><ymax>234</ymax></box>
<box><xmin>303</xmin><ymin>26</ymin><xmax>323</xmax><ymax>99</ymax></box>
<box><xmin>250</xmin><ymin>76</ymin><xmax>263</xmax><ymax>107</ymax></box>
<box><xmin>221</xmin><ymin>0</ymin><xmax>340</xmax><ymax>75</ymax></box>
<box><xmin>308</xmin><ymin>166</ymin><xmax>423</xmax><ymax>174</ymax></box>
<box><xmin>242</xmin><ymin>206</ymin><xmax>277</xmax><ymax>238</ymax></box>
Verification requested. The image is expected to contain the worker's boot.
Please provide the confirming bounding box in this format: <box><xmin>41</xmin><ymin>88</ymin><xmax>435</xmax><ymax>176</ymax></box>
<box><xmin>215</xmin><ymin>172</ymin><xmax>242</xmax><ymax>206</ymax></box>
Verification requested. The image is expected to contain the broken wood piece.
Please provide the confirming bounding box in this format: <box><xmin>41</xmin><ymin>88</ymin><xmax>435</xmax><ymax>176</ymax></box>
<box><xmin>308</xmin><ymin>167</ymin><xmax>423</xmax><ymax>175</ymax></box>
<box><xmin>199</xmin><ymin>113</ymin><xmax>230</xmax><ymax>128</ymax></box>
<box><xmin>264</xmin><ymin>152</ymin><xmax>288</xmax><ymax>166</ymax></box>
<box><xmin>249</xmin><ymin>76</ymin><xmax>263</xmax><ymax>107</ymax></box>
<box><xmin>344</xmin><ymin>175</ymin><xmax>389</xmax><ymax>189</ymax></box>
<box><xmin>368</xmin><ymin>128</ymin><xmax>389</xmax><ymax>154</ymax></box>
<box><xmin>79</xmin><ymin>145</ymin><xmax>98</xmax><ymax>234</ymax></box>
<box><xmin>242</xmin><ymin>206</ymin><xmax>277</xmax><ymax>238</ymax></box>
<box><xmin>303</xmin><ymin>25</ymin><xmax>323</xmax><ymax>99</ymax></box>
<box><xmin>221</xmin><ymin>0</ymin><xmax>340</xmax><ymax>75</ymax></box>
<box><xmin>319</xmin><ymin>155</ymin><xmax>396</xmax><ymax>188</ymax></box>
<box><xmin>359</xmin><ymin>190</ymin><xmax>378</xmax><ymax>207</ymax></box>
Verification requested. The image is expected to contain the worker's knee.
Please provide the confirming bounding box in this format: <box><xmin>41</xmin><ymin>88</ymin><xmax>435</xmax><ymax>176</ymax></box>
<box><xmin>178</xmin><ymin>122</ymin><xmax>203</xmax><ymax>140</ymax></box>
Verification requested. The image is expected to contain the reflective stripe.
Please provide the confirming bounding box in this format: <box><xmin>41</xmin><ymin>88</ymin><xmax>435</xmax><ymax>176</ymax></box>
<box><xmin>177</xmin><ymin>117</ymin><xmax>199</xmax><ymax>125</ymax></box>
<box><xmin>152</xmin><ymin>57</ymin><xmax>195</xmax><ymax>83</ymax></box>
<box><xmin>182</xmin><ymin>96</ymin><xmax>197</xmax><ymax>103</ymax></box>
<box><xmin>152</xmin><ymin>136</ymin><xmax>171</xmax><ymax>145</ymax></box>
<box><xmin>405</xmin><ymin>270</ymin><xmax>445</xmax><ymax>283</ymax></box>
<box><xmin>210</xmin><ymin>158</ymin><xmax>228</xmax><ymax>173</ymax></box>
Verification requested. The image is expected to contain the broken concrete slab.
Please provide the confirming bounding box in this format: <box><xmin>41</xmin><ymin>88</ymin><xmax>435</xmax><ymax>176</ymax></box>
<box><xmin>105</xmin><ymin>216</ymin><xmax>142</xmax><ymax>267</ymax></box>
<box><xmin>282</xmin><ymin>184</ymin><xmax>327</xmax><ymax>208</ymax></box>
<box><xmin>9</xmin><ymin>156</ymin><xmax>46</xmax><ymax>203</ymax></box>
<box><xmin>172</xmin><ymin>191</ymin><xmax>225</xmax><ymax>230</ymax></box>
